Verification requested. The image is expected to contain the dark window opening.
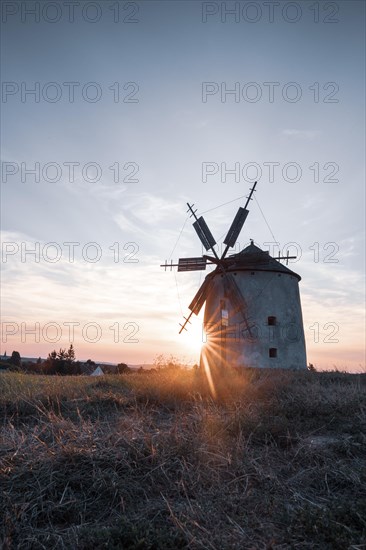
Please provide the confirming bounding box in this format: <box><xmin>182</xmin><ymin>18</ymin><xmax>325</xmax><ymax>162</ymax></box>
<box><xmin>220</xmin><ymin>299</ymin><xmax>226</xmax><ymax>310</ymax></box>
<box><xmin>268</xmin><ymin>316</ymin><xmax>277</xmax><ymax>326</ymax></box>
<box><xmin>269</xmin><ymin>348</ymin><xmax>277</xmax><ymax>358</ymax></box>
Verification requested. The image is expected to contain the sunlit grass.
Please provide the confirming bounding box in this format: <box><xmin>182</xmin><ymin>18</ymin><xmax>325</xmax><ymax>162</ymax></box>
<box><xmin>1</xmin><ymin>368</ymin><xmax>365</xmax><ymax>549</ymax></box>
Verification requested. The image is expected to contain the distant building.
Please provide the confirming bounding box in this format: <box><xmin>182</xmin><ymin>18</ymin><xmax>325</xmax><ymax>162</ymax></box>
<box><xmin>90</xmin><ymin>366</ymin><xmax>104</xmax><ymax>376</ymax></box>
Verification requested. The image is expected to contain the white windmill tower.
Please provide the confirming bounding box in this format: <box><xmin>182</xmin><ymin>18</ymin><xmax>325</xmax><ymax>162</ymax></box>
<box><xmin>162</xmin><ymin>182</ymin><xmax>307</xmax><ymax>370</ymax></box>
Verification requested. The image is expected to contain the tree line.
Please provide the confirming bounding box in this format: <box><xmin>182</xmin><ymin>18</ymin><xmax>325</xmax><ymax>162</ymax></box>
<box><xmin>0</xmin><ymin>346</ymin><xmax>130</xmax><ymax>375</ymax></box>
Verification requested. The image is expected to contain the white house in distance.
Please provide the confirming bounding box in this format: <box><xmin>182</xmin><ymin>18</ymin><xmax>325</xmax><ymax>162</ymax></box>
<box><xmin>90</xmin><ymin>366</ymin><xmax>104</xmax><ymax>376</ymax></box>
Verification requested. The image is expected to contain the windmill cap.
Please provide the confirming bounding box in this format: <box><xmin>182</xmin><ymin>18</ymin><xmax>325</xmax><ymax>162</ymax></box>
<box><xmin>225</xmin><ymin>241</ymin><xmax>302</xmax><ymax>281</ymax></box>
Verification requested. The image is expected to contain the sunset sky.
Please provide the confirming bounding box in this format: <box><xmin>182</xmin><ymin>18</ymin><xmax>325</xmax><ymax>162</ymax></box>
<box><xmin>1</xmin><ymin>1</ymin><xmax>365</xmax><ymax>371</ymax></box>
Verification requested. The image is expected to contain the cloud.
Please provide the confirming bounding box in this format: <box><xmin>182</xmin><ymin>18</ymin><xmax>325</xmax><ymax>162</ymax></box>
<box><xmin>281</xmin><ymin>129</ymin><xmax>320</xmax><ymax>139</ymax></box>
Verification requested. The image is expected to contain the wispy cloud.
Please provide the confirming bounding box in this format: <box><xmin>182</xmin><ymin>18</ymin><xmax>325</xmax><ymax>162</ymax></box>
<box><xmin>281</xmin><ymin>129</ymin><xmax>320</xmax><ymax>139</ymax></box>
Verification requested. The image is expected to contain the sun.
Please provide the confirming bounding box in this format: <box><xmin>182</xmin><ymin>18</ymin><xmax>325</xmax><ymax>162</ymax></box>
<box><xmin>180</xmin><ymin>314</ymin><xmax>205</xmax><ymax>356</ymax></box>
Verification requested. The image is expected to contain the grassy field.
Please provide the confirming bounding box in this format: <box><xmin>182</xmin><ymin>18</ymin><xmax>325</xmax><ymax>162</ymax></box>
<box><xmin>0</xmin><ymin>368</ymin><xmax>365</xmax><ymax>549</ymax></box>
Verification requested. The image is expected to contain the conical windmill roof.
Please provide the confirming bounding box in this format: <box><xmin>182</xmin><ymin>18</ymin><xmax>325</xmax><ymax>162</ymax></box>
<box><xmin>224</xmin><ymin>242</ymin><xmax>301</xmax><ymax>281</ymax></box>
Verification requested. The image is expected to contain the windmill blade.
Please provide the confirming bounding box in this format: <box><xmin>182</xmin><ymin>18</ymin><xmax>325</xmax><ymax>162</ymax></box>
<box><xmin>180</xmin><ymin>268</ymin><xmax>253</xmax><ymax>335</ymax></box>
<box><xmin>179</xmin><ymin>312</ymin><xmax>193</xmax><ymax>333</ymax></box>
<box><xmin>178</xmin><ymin>257</ymin><xmax>207</xmax><ymax>272</ymax></box>
<box><xmin>222</xmin><ymin>272</ymin><xmax>254</xmax><ymax>336</ymax></box>
<box><xmin>179</xmin><ymin>276</ymin><xmax>214</xmax><ymax>333</ymax></box>
<box><xmin>223</xmin><ymin>207</ymin><xmax>249</xmax><ymax>248</ymax></box>
<box><xmin>193</xmin><ymin>216</ymin><xmax>217</xmax><ymax>251</ymax></box>
<box><xmin>221</xmin><ymin>181</ymin><xmax>258</xmax><ymax>260</ymax></box>
<box><xmin>187</xmin><ymin>202</ymin><xmax>220</xmax><ymax>261</ymax></box>
<box><xmin>188</xmin><ymin>276</ymin><xmax>213</xmax><ymax>315</ymax></box>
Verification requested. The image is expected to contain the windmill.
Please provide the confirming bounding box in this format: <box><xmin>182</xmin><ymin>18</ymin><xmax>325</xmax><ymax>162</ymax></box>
<box><xmin>161</xmin><ymin>182</ymin><xmax>307</xmax><ymax>370</ymax></box>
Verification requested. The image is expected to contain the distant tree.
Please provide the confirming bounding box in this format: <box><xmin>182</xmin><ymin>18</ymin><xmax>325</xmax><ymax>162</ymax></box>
<box><xmin>66</xmin><ymin>344</ymin><xmax>75</xmax><ymax>363</ymax></box>
<box><xmin>44</xmin><ymin>345</ymin><xmax>78</xmax><ymax>375</ymax></box>
<box><xmin>10</xmin><ymin>351</ymin><xmax>21</xmax><ymax>368</ymax></box>
<box><xmin>73</xmin><ymin>361</ymin><xmax>81</xmax><ymax>375</ymax></box>
<box><xmin>308</xmin><ymin>363</ymin><xmax>317</xmax><ymax>372</ymax></box>
<box><xmin>24</xmin><ymin>361</ymin><xmax>39</xmax><ymax>374</ymax></box>
<box><xmin>116</xmin><ymin>362</ymin><xmax>131</xmax><ymax>374</ymax></box>
<box><xmin>43</xmin><ymin>350</ymin><xmax>58</xmax><ymax>374</ymax></box>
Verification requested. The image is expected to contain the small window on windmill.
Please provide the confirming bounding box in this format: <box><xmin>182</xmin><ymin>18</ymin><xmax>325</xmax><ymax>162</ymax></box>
<box><xmin>269</xmin><ymin>348</ymin><xmax>277</xmax><ymax>358</ymax></box>
<box><xmin>220</xmin><ymin>300</ymin><xmax>229</xmax><ymax>327</ymax></box>
<box><xmin>268</xmin><ymin>316</ymin><xmax>277</xmax><ymax>326</ymax></box>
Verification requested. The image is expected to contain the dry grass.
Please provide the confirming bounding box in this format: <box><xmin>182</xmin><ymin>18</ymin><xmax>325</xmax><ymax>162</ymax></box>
<box><xmin>0</xmin><ymin>368</ymin><xmax>365</xmax><ymax>549</ymax></box>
